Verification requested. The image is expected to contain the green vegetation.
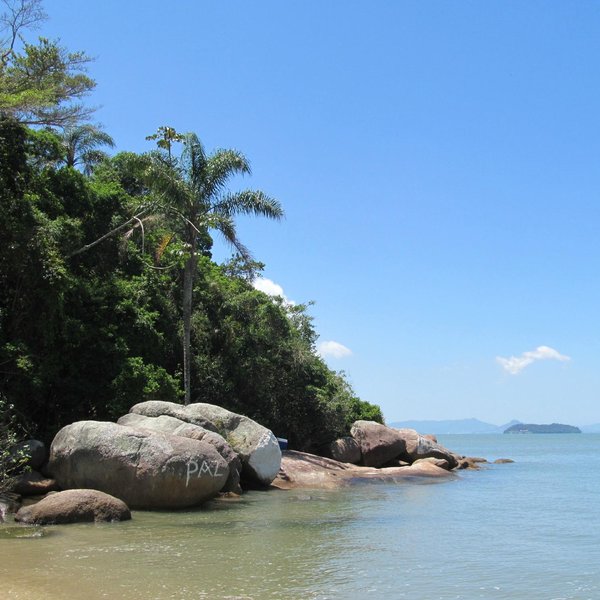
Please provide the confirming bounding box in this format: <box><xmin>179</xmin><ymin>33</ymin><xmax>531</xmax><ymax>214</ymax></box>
<box><xmin>0</xmin><ymin>1</ymin><xmax>383</xmax><ymax>451</ymax></box>
<box><xmin>0</xmin><ymin>395</ymin><xmax>29</xmax><ymax>495</ymax></box>
<box><xmin>0</xmin><ymin>0</ymin><xmax>95</xmax><ymax>126</ymax></box>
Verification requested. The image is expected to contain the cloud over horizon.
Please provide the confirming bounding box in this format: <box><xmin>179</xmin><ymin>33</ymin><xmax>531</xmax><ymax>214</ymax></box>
<box><xmin>496</xmin><ymin>345</ymin><xmax>570</xmax><ymax>375</ymax></box>
<box><xmin>317</xmin><ymin>340</ymin><xmax>353</xmax><ymax>359</ymax></box>
<box><xmin>252</xmin><ymin>277</ymin><xmax>294</xmax><ymax>305</ymax></box>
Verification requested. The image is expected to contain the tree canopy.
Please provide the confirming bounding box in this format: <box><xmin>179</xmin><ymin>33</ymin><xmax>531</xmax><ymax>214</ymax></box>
<box><xmin>0</xmin><ymin>1</ymin><xmax>383</xmax><ymax>451</ymax></box>
<box><xmin>0</xmin><ymin>0</ymin><xmax>95</xmax><ymax>126</ymax></box>
<box><xmin>0</xmin><ymin>117</ymin><xmax>383</xmax><ymax>450</ymax></box>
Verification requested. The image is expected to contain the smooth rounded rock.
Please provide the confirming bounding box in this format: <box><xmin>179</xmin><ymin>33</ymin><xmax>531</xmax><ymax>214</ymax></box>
<box><xmin>320</xmin><ymin>437</ymin><xmax>362</xmax><ymax>464</ymax></box>
<box><xmin>350</xmin><ymin>420</ymin><xmax>407</xmax><ymax>468</ymax></box>
<box><xmin>393</xmin><ymin>428</ymin><xmax>458</xmax><ymax>469</ymax></box>
<box><xmin>48</xmin><ymin>421</ymin><xmax>229</xmax><ymax>509</ymax></box>
<box><xmin>129</xmin><ymin>401</ymin><xmax>281</xmax><ymax>486</ymax></box>
<box><xmin>117</xmin><ymin>413</ymin><xmax>242</xmax><ymax>494</ymax></box>
<box><xmin>14</xmin><ymin>489</ymin><xmax>130</xmax><ymax>524</ymax></box>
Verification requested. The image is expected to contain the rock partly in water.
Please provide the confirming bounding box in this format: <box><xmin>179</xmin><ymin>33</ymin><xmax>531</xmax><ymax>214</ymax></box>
<box><xmin>350</xmin><ymin>421</ymin><xmax>407</xmax><ymax>468</ymax></box>
<box><xmin>48</xmin><ymin>421</ymin><xmax>229</xmax><ymax>509</ymax></box>
<box><xmin>0</xmin><ymin>495</ymin><xmax>21</xmax><ymax>523</ymax></box>
<box><xmin>412</xmin><ymin>457</ymin><xmax>450</xmax><ymax>470</ymax></box>
<box><xmin>393</xmin><ymin>428</ymin><xmax>458</xmax><ymax>469</ymax></box>
<box><xmin>319</xmin><ymin>436</ymin><xmax>362</xmax><ymax>464</ymax></box>
<box><xmin>273</xmin><ymin>450</ymin><xmax>455</xmax><ymax>490</ymax></box>
<box><xmin>494</xmin><ymin>458</ymin><xmax>515</xmax><ymax>464</ymax></box>
<box><xmin>129</xmin><ymin>401</ymin><xmax>281</xmax><ymax>486</ymax></box>
<box><xmin>12</xmin><ymin>471</ymin><xmax>59</xmax><ymax>496</ymax></box>
<box><xmin>117</xmin><ymin>413</ymin><xmax>242</xmax><ymax>494</ymax></box>
<box><xmin>14</xmin><ymin>489</ymin><xmax>130</xmax><ymax>524</ymax></box>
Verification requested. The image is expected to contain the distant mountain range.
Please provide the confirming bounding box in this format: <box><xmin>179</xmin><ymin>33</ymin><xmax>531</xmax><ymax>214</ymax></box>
<box><xmin>388</xmin><ymin>418</ymin><xmax>600</xmax><ymax>434</ymax></box>
<box><xmin>388</xmin><ymin>418</ymin><xmax>521</xmax><ymax>434</ymax></box>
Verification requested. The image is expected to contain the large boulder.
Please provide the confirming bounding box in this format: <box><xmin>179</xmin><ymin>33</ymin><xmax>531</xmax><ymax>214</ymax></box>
<box><xmin>393</xmin><ymin>428</ymin><xmax>458</xmax><ymax>469</ymax></box>
<box><xmin>47</xmin><ymin>421</ymin><xmax>229</xmax><ymax>509</ymax></box>
<box><xmin>350</xmin><ymin>421</ymin><xmax>407</xmax><ymax>467</ymax></box>
<box><xmin>117</xmin><ymin>413</ymin><xmax>242</xmax><ymax>494</ymax></box>
<box><xmin>320</xmin><ymin>437</ymin><xmax>362</xmax><ymax>464</ymax></box>
<box><xmin>129</xmin><ymin>401</ymin><xmax>281</xmax><ymax>486</ymax></box>
<box><xmin>14</xmin><ymin>489</ymin><xmax>130</xmax><ymax>524</ymax></box>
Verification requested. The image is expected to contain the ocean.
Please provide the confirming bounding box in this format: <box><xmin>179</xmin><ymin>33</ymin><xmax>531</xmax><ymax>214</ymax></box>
<box><xmin>1</xmin><ymin>434</ymin><xmax>599</xmax><ymax>599</ymax></box>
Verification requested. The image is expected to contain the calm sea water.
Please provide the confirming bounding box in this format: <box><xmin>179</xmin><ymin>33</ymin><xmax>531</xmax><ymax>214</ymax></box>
<box><xmin>1</xmin><ymin>434</ymin><xmax>599</xmax><ymax>599</ymax></box>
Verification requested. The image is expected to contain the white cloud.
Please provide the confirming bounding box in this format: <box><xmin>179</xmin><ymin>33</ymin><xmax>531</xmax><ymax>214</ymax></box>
<box><xmin>252</xmin><ymin>277</ymin><xmax>294</xmax><ymax>305</ymax></box>
<box><xmin>496</xmin><ymin>345</ymin><xmax>570</xmax><ymax>375</ymax></box>
<box><xmin>317</xmin><ymin>340</ymin><xmax>353</xmax><ymax>359</ymax></box>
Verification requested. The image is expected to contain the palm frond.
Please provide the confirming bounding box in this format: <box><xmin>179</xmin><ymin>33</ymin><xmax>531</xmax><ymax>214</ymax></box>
<box><xmin>203</xmin><ymin>149</ymin><xmax>251</xmax><ymax>197</ymax></box>
<box><xmin>213</xmin><ymin>190</ymin><xmax>284</xmax><ymax>220</ymax></box>
<box><xmin>216</xmin><ymin>216</ymin><xmax>252</xmax><ymax>262</ymax></box>
<box><xmin>155</xmin><ymin>233</ymin><xmax>174</xmax><ymax>264</ymax></box>
<box><xmin>180</xmin><ymin>133</ymin><xmax>207</xmax><ymax>188</ymax></box>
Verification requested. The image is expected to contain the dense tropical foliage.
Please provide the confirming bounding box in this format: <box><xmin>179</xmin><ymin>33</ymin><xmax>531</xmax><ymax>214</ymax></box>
<box><xmin>0</xmin><ymin>0</ymin><xmax>383</xmax><ymax>454</ymax></box>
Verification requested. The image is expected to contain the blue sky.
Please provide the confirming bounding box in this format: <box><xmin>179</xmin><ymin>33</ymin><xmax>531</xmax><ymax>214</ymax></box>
<box><xmin>42</xmin><ymin>1</ymin><xmax>600</xmax><ymax>425</ymax></box>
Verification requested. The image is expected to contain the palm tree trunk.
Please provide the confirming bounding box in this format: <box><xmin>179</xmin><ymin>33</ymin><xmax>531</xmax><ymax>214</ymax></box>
<box><xmin>182</xmin><ymin>231</ymin><xmax>197</xmax><ymax>405</ymax></box>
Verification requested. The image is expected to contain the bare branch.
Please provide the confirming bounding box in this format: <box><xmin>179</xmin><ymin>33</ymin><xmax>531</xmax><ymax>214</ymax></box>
<box><xmin>67</xmin><ymin>204</ymin><xmax>156</xmax><ymax>258</ymax></box>
<box><xmin>1</xmin><ymin>0</ymin><xmax>46</xmax><ymax>65</ymax></box>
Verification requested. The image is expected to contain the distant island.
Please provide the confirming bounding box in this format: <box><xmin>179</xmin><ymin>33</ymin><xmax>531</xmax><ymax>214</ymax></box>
<box><xmin>504</xmin><ymin>423</ymin><xmax>581</xmax><ymax>434</ymax></box>
<box><xmin>389</xmin><ymin>418</ymin><xmax>521</xmax><ymax>434</ymax></box>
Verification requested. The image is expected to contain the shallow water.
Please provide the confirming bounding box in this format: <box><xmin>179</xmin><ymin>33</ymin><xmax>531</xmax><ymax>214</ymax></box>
<box><xmin>1</xmin><ymin>434</ymin><xmax>599</xmax><ymax>599</ymax></box>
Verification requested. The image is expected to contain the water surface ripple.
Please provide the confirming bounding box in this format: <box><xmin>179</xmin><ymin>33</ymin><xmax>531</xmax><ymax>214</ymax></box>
<box><xmin>1</xmin><ymin>434</ymin><xmax>599</xmax><ymax>599</ymax></box>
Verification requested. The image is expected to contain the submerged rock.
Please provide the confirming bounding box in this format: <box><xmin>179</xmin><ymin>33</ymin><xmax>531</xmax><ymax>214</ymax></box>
<box><xmin>117</xmin><ymin>413</ymin><xmax>242</xmax><ymax>494</ymax></box>
<box><xmin>129</xmin><ymin>401</ymin><xmax>281</xmax><ymax>486</ymax></box>
<box><xmin>48</xmin><ymin>421</ymin><xmax>229</xmax><ymax>509</ymax></box>
<box><xmin>15</xmin><ymin>489</ymin><xmax>130</xmax><ymax>525</ymax></box>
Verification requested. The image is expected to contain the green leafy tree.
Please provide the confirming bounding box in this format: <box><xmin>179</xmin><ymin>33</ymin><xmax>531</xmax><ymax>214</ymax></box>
<box><xmin>59</xmin><ymin>123</ymin><xmax>114</xmax><ymax>175</ymax></box>
<box><xmin>0</xmin><ymin>0</ymin><xmax>95</xmax><ymax>126</ymax></box>
<box><xmin>145</xmin><ymin>128</ymin><xmax>284</xmax><ymax>404</ymax></box>
<box><xmin>0</xmin><ymin>395</ymin><xmax>29</xmax><ymax>497</ymax></box>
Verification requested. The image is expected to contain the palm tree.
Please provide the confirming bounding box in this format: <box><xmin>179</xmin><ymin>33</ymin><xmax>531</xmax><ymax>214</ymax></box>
<box><xmin>146</xmin><ymin>130</ymin><xmax>283</xmax><ymax>404</ymax></box>
<box><xmin>60</xmin><ymin>123</ymin><xmax>114</xmax><ymax>175</ymax></box>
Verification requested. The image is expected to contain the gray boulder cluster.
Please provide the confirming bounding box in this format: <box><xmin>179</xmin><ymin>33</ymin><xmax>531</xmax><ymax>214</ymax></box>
<box><xmin>4</xmin><ymin>401</ymin><xmax>282</xmax><ymax>524</ymax></box>
<box><xmin>3</xmin><ymin>410</ymin><xmax>507</xmax><ymax>526</ymax></box>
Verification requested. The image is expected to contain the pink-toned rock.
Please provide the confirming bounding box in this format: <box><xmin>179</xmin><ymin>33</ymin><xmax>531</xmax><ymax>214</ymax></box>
<box><xmin>272</xmin><ymin>450</ymin><xmax>455</xmax><ymax>490</ymax></box>
<box><xmin>320</xmin><ymin>437</ymin><xmax>362</xmax><ymax>464</ymax></box>
<box><xmin>393</xmin><ymin>428</ymin><xmax>458</xmax><ymax>469</ymax></box>
<box><xmin>412</xmin><ymin>457</ymin><xmax>450</xmax><ymax>469</ymax></box>
<box><xmin>350</xmin><ymin>421</ymin><xmax>407</xmax><ymax>467</ymax></box>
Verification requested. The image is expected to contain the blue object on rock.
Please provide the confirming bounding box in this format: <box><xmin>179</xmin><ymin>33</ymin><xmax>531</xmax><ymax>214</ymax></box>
<box><xmin>277</xmin><ymin>438</ymin><xmax>288</xmax><ymax>450</ymax></box>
